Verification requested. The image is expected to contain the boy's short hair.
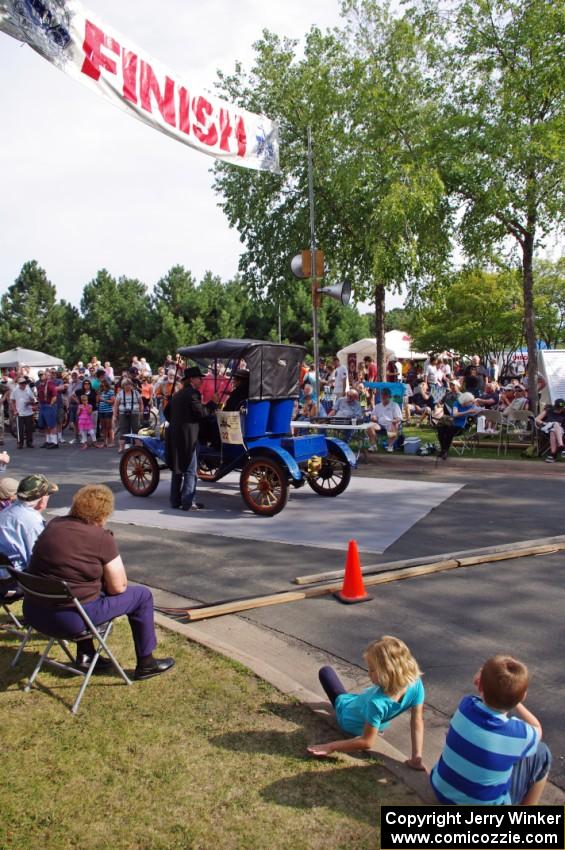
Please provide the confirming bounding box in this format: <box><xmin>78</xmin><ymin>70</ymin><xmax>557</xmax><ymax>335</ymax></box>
<box><xmin>364</xmin><ymin>636</ymin><xmax>422</xmax><ymax>697</ymax></box>
<box><xmin>481</xmin><ymin>655</ymin><xmax>529</xmax><ymax>711</ymax></box>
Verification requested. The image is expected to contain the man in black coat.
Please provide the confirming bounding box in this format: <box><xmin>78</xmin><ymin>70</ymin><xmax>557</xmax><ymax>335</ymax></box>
<box><xmin>164</xmin><ymin>367</ymin><xmax>218</xmax><ymax>510</ymax></box>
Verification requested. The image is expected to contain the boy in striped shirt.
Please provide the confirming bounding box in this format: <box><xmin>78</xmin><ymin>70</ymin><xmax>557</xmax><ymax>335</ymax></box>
<box><xmin>431</xmin><ymin>655</ymin><xmax>551</xmax><ymax>805</ymax></box>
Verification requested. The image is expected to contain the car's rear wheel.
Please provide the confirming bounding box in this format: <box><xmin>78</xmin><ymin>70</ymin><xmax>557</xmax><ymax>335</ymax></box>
<box><xmin>240</xmin><ymin>457</ymin><xmax>289</xmax><ymax>516</ymax></box>
<box><xmin>120</xmin><ymin>447</ymin><xmax>160</xmax><ymax>496</ymax></box>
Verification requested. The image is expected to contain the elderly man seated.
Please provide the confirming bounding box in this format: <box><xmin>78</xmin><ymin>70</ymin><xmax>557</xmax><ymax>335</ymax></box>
<box><xmin>475</xmin><ymin>381</ymin><xmax>500</xmax><ymax>409</ymax></box>
<box><xmin>327</xmin><ymin>388</ymin><xmax>364</xmax><ymax>443</ymax></box>
<box><xmin>505</xmin><ymin>384</ymin><xmax>529</xmax><ymax>411</ymax></box>
<box><xmin>367</xmin><ymin>389</ymin><xmax>403</xmax><ymax>452</ymax></box>
<box><xmin>328</xmin><ymin>387</ymin><xmax>364</xmax><ymax>420</ymax></box>
<box><xmin>0</xmin><ymin>474</ymin><xmax>58</xmax><ymax>580</ymax></box>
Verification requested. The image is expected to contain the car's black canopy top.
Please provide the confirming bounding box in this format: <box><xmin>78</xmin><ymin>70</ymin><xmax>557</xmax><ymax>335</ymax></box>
<box><xmin>177</xmin><ymin>339</ymin><xmax>307</xmax><ymax>400</ymax></box>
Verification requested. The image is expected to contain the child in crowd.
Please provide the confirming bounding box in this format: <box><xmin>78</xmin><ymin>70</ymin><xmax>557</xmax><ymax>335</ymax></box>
<box><xmin>77</xmin><ymin>395</ymin><xmax>97</xmax><ymax>449</ymax></box>
<box><xmin>98</xmin><ymin>377</ymin><xmax>116</xmax><ymax>447</ymax></box>
<box><xmin>431</xmin><ymin>655</ymin><xmax>551</xmax><ymax>805</ymax></box>
<box><xmin>307</xmin><ymin>635</ymin><xmax>425</xmax><ymax>770</ymax></box>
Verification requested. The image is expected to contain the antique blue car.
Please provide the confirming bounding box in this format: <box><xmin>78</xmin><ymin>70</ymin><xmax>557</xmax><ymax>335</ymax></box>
<box><xmin>119</xmin><ymin>339</ymin><xmax>356</xmax><ymax>516</ymax></box>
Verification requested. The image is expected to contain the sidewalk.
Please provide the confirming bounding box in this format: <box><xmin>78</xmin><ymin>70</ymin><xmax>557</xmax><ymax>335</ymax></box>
<box><xmin>148</xmin><ymin>584</ymin><xmax>565</xmax><ymax>807</ymax></box>
<box><xmin>360</xmin><ymin>450</ymin><xmax>565</xmax><ymax>479</ymax></box>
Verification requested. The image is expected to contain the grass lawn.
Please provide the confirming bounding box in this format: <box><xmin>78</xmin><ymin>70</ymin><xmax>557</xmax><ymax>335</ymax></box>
<box><xmin>1</xmin><ymin>617</ymin><xmax>418</xmax><ymax>850</ymax></box>
<box><xmin>350</xmin><ymin>424</ymin><xmax>542</xmax><ymax>462</ymax></box>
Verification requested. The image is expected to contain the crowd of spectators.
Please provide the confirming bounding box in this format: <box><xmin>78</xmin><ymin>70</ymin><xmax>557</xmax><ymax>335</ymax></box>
<box><xmin>1</xmin><ymin>348</ymin><xmax>561</xmax><ymax>463</ymax></box>
<box><xmin>0</xmin><ymin>354</ymin><xmax>188</xmax><ymax>453</ymax></box>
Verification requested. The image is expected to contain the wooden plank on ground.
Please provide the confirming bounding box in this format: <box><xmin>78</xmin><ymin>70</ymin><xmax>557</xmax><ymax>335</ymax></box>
<box><xmin>293</xmin><ymin>535</ymin><xmax>565</xmax><ymax>585</ymax></box>
<box><xmin>184</xmin><ymin>537</ymin><xmax>565</xmax><ymax>621</ymax></box>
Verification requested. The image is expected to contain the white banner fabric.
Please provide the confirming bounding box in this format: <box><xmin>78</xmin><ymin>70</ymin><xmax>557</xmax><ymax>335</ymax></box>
<box><xmin>539</xmin><ymin>350</ymin><xmax>565</xmax><ymax>404</ymax></box>
<box><xmin>0</xmin><ymin>0</ymin><xmax>280</xmax><ymax>173</ymax></box>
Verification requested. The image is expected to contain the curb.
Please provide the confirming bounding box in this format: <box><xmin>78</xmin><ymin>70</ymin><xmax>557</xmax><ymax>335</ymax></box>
<box><xmin>149</xmin><ymin>586</ymin><xmax>564</xmax><ymax>806</ymax></box>
<box><xmin>360</xmin><ymin>452</ymin><xmax>565</xmax><ymax>478</ymax></box>
<box><xmin>152</xmin><ymin>605</ymin><xmax>436</xmax><ymax>804</ymax></box>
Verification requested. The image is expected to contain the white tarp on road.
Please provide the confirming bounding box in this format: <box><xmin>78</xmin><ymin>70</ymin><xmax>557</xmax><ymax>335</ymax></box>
<box><xmin>51</xmin><ymin>473</ymin><xmax>462</xmax><ymax>555</ymax></box>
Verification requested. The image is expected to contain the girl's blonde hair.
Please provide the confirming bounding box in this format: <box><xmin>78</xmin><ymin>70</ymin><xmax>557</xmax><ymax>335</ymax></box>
<box><xmin>80</xmin><ymin>394</ymin><xmax>88</xmax><ymax>403</ymax></box>
<box><xmin>364</xmin><ymin>636</ymin><xmax>422</xmax><ymax>696</ymax></box>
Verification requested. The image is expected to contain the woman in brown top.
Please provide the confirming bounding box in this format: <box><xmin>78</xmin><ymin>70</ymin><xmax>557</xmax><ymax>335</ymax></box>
<box><xmin>25</xmin><ymin>484</ymin><xmax>174</xmax><ymax>680</ymax></box>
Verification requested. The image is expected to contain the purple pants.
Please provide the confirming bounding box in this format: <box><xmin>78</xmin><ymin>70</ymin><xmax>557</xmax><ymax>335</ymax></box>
<box><xmin>23</xmin><ymin>585</ymin><xmax>157</xmax><ymax>659</ymax></box>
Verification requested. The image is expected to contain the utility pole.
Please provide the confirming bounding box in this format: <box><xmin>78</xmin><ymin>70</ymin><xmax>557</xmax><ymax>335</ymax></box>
<box><xmin>307</xmin><ymin>126</ymin><xmax>320</xmax><ymax>404</ymax></box>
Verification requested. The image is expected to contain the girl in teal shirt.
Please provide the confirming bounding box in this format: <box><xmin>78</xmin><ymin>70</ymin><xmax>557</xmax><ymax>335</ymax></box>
<box><xmin>307</xmin><ymin>635</ymin><xmax>426</xmax><ymax>770</ymax></box>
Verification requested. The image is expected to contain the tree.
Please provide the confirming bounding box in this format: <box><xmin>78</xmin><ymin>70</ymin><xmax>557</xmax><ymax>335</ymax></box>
<box><xmin>384</xmin><ymin>307</ymin><xmax>416</xmax><ymax>332</ymax></box>
<box><xmin>0</xmin><ymin>260</ymin><xmax>60</xmax><ymax>352</ymax></box>
<box><xmin>409</xmin><ymin>267</ymin><xmax>524</xmax><ymax>365</ymax></box>
<box><xmin>533</xmin><ymin>257</ymin><xmax>565</xmax><ymax>350</ymax></box>
<box><xmin>413</xmin><ymin>0</ymin><xmax>565</xmax><ymax>409</ymax></box>
<box><xmin>213</xmin><ymin>4</ymin><xmax>451</xmax><ymax>378</ymax></box>
<box><xmin>49</xmin><ymin>300</ymin><xmax>83</xmax><ymax>365</ymax></box>
<box><xmin>80</xmin><ymin>269</ymin><xmax>154</xmax><ymax>366</ymax></box>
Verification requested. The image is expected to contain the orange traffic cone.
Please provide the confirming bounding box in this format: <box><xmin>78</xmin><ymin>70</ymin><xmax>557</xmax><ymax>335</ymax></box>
<box><xmin>334</xmin><ymin>540</ymin><xmax>372</xmax><ymax>604</ymax></box>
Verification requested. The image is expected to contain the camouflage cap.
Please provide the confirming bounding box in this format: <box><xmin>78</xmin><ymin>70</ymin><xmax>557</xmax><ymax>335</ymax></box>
<box><xmin>17</xmin><ymin>474</ymin><xmax>59</xmax><ymax>501</ymax></box>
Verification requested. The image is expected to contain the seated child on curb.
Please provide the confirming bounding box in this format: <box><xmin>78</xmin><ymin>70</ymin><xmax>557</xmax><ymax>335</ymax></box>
<box><xmin>430</xmin><ymin>655</ymin><xmax>551</xmax><ymax>805</ymax></box>
<box><xmin>307</xmin><ymin>635</ymin><xmax>425</xmax><ymax>770</ymax></box>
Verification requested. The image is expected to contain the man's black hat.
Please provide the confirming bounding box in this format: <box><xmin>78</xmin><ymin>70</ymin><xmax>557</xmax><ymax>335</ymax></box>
<box><xmin>183</xmin><ymin>366</ymin><xmax>205</xmax><ymax>380</ymax></box>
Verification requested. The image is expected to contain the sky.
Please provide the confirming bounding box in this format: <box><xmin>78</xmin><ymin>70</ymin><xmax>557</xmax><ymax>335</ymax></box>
<box><xmin>1</xmin><ymin>0</ymin><xmax>400</xmax><ymax>315</ymax></box>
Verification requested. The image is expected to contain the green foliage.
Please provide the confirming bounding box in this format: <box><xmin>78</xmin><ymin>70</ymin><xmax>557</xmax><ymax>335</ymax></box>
<box><xmin>409</xmin><ymin>0</ymin><xmax>564</xmax><ymax>406</ymax></box>
<box><xmin>213</xmin><ymin>6</ymin><xmax>452</xmax><ymax>375</ymax></box>
<box><xmin>0</xmin><ymin>261</ymin><xmax>58</xmax><ymax>351</ymax></box>
<box><xmin>79</xmin><ymin>270</ymin><xmax>155</xmax><ymax>368</ymax></box>
<box><xmin>410</xmin><ymin>267</ymin><xmax>524</xmax><ymax>361</ymax></box>
<box><xmin>533</xmin><ymin>257</ymin><xmax>565</xmax><ymax>349</ymax></box>
<box><xmin>384</xmin><ymin>308</ymin><xmax>416</xmax><ymax>333</ymax></box>
<box><xmin>0</xmin><ymin>260</ymin><xmax>371</xmax><ymax>366</ymax></box>
<box><xmin>415</xmin><ymin>0</ymin><xmax>565</xmax><ymax>255</ymax></box>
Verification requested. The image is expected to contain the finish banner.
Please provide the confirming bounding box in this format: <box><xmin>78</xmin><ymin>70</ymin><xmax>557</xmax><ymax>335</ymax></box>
<box><xmin>0</xmin><ymin>0</ymin><xmax>280</xmax><ymax>173</ymax></box>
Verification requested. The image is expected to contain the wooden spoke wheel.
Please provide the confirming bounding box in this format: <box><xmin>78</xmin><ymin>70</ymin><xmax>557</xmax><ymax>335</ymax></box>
<box><xmin>240</xmin><ymin>457</ymin><xmax>289</xmax><ymax>516</ymax></box>
<box><xmin>120</xmin><ymin>447</ymin><xmax>160</xmax><ymax>497</ymax></box>
<box><xmin>307</xmin><ymin>450</ymin><xmax>351</xmax><ymax>497</ymax></box>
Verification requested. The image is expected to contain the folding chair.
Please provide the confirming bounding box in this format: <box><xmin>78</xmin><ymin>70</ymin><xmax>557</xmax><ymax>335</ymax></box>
<box><xmin>7</xmin><ymin>567</ymin><xmax>132</xmax><ymax>714</ymax></box>
<box><xmin>475</xmin><ymin>409</ymin><xmax>505</xmax><ymax>455</ymax></box>
<box><xmin>0</xmin><ymin>554</ymin><xmax>33</xmax><ymax>668</ymax></box>
<box><xmin>502</xmin><ymin>409</ymin><xmax>536</xmax><ymax>455</ymax></box>
<box><xmin>0</xmin><ymin>577</ymin><xmax>25</xmax><ymax>634</ymax></box>
<box><xmin>450</xmin><ymin>418</ymin><xmax>478</xmax><ymax>456</ymax></box>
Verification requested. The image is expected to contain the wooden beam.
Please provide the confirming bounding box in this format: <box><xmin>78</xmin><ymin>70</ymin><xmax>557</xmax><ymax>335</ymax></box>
<box><xmin>293</xmin><ymin>536</ymin><xmax>565</xmax><ymax>585</ymax></box>
<box><xmin>186</xmin><ymin>587</ymin><xmax>328</xmax><ymax>621</ymax></box>
<box><xmin>183</xmin><ymin>537</ymin><xmax>565</xmax><ymax>622</ymax></box>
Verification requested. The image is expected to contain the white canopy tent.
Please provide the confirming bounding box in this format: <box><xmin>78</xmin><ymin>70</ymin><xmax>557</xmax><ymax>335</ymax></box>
<box><xmin>0</xmin><ymin>347</ymin><xmax>65</xmax><ymax>370</ymax></box>
<box><xmin>384</xmin><ymin>330</ymin><xmax>427</xmax><ymax>360</ymax></box>
<box><xmin>337</xmin><ymin>331</ymin><xmax>426</xmax><ymax>365</ymax></box>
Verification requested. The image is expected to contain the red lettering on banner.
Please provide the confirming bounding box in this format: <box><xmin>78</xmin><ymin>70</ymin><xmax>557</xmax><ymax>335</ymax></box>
<box><xmin>140</xmin><ymin>61</ymin><xmax>176</xmax><ymax>128</ymax></box>
<box><xmin>235</xmin><ymin>116</ymin><xmax>247</xmax><ymax>157</ymax></box>
<box><xmin>81</xmin><ymin>20</ymin><xmax>120</xmax><ymax>81</ymax></box>
<box><xmin>193</xmin><ymin>96</ymin><xmax>218</xmax><ymax>147</ymax></box>
<box><xmin>122</xmin><ymin>50</ymin><xmax>138</xmax><ymax>105</ymax></box>
<box><xmin>178</xmin><ymin>87</ymin><xmax>191</xmax><ymax>135</ymax></box>
<box><xmin>219</xmin><ymin>109</ymin><xmax>233</xmax><ymax>152</ymax></box>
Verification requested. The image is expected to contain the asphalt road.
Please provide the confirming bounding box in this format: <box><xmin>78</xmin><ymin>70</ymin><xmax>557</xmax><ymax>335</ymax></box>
<box><xmin>4</xmin><ymin>438</ymin><xmax>565</xmax><ymax>787</ymax></box>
